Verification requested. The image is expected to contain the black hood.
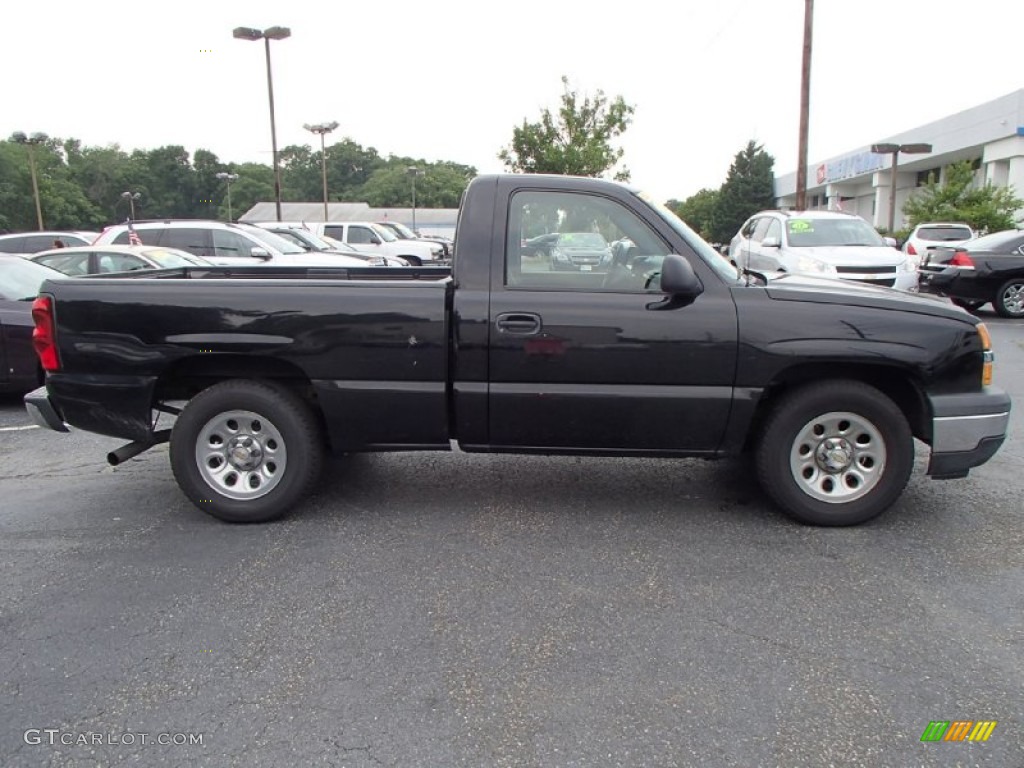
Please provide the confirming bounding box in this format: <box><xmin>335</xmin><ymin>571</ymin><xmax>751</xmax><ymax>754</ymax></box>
<box><xmin>758</xmin><ymin>273</ymin><xmax>973</xmax><ymax>323</ymax></box>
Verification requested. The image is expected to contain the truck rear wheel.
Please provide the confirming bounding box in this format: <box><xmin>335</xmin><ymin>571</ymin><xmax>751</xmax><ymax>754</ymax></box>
<box><xmin>755</xmin><ymin>381</ymin><xmax>913</xmax><ymax>526</ymax></box>
<box><xmin>170</xmin><ymin>380</ymin><xmax>323</xmax><ymax>523</ymax></box>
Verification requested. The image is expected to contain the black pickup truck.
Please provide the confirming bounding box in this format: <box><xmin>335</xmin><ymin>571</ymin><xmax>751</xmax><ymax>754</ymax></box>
<box><xmin>24</xmin><ymin>174</ymin><xmax>1011</xmax><ymax>526</ymax></box>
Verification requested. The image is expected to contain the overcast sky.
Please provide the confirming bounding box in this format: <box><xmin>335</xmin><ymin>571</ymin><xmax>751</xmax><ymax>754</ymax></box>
<box><xmin>4</xmin><ymin>0</ymin><xmax>1023</xmax><ymax>204</ymax></box>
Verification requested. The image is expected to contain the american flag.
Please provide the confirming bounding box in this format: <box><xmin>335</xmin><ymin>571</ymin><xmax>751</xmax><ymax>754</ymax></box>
<box><xmin>127</xmin><ymin>219</ymin><xmax>142</xmax><ymax>246</ymax></box>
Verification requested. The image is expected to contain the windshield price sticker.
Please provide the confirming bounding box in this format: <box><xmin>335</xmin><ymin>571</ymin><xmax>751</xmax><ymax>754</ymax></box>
<box><xmin>788</xmin><ymin>220</ymin><xmax>814</xmax><ymax>233</ymax></box>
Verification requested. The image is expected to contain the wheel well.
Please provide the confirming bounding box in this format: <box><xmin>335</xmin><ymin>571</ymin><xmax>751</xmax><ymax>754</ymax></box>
<box><xmin>153</xmin><ymin>355</ymin><xmax>325</xmax><ymax>432</ymax></box>
<box><xmin>744</xmin><ymin>364</ymin><xmax>930</xmax><ymax>450</ymax></box>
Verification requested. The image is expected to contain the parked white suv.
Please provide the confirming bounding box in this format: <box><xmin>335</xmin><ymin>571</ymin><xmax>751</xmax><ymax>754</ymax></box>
<box><xmin>288</xmin><ymin>221</ymin><xmax>446</xmax><ymax>266</ymax></box>
<box><xmin>902</xmin><ymin>222</ymin><xmax>975</xmax><ymax>267</ymax></box>
<box><xmin>93</xmin><ymin>220</ymin><xmax>367</xmax><ymax>267</ymax></box>
<box><xmin>728</xmin><ymin>210</ymin><xmax>916</xmax><ymax>291</ymax></box>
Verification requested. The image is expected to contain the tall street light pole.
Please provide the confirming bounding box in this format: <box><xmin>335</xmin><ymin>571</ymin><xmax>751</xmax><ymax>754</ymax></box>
<box><xmin>10</xmin><ymin>131</ymin><xmax>48</xmax><ymax>230</ymax></box>
<box><xmin>870</xmin><ymin>142</ymin><xmax>933</xmax><ymax>233</ymax></box>
<box><xmin>795</xmin><ymin>0</ymin><xmax>814</xmax><ymax>211</ymax></box>
<box><xmin>233</xmin><ymin>25</ymin><xmax>291</xmax><ymax>221</ymax></box>
<box><xmin>216</xmin><ymin>172</ymin><xmax>240</xmax><ymax>221</ymax></box>
<box><xmin>406</xmin><ymin>166</ymin><xmax>424</xmax><ymax>233</ymax></box>
<box><xmin>304</xmin><ymin>121</ymin><xmax>339</xmax><ymax>221</ymax></box>
<box><xmin>121</xmin><ymin>191</ymin><xmax>141</xmax><ymax>220</ymax></box>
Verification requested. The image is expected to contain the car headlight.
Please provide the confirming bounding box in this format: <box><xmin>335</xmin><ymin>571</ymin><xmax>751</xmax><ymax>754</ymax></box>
<box><xmin>552</xmin><ymin>250</ymin><xmax>569</xmax><ymax>261</ymax></box>
<box><xmin>794</xmin><ymin>257</ymin><xmax>837</xmax><ymax>276</ymax></box>
<box><xmin>430</xmin><ymin>245</ymin><xmax>442</xmax><ymax>256</ymax></box>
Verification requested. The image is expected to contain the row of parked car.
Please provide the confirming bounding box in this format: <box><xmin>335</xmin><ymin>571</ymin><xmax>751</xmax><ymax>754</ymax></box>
<box><xmin>0</xmin><ymin>219</ymin><xmax>455</xmax><ymax>393</ymax></box>
<box><xmin>724</xmin><ymin>211</ymin><xmax>1024</xmax><ymax>318</ymax></box>
<box><xmin>0</xmin><ymin>219</ymin><xmax>453</xmax><ymax>273</ymax></box>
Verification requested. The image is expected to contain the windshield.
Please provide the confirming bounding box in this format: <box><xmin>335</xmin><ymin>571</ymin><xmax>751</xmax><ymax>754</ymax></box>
<box><xmin>917</xmin><ymin>226</ymin><xmax>972</xmax><ymax>241</ymax></box>
<box><xmin>0</xmin><ymin>257</ymin><xmax>62</xmax><ymax>300</ymax></box>
<box><xmin>369</xmin><ymin>223</ymin><xmax>397</xmax><ymax>242</ymax></box>
<box><xmin>637</xmin><ymin>192</ymin><xmax>742</xmax><ymax>283</ymax></box>
<box><xmin>294</xmin><ymin>231</ymin><xmax>337</xmax><ymax>250</ymax></box>
<box><xmin>966</xmin><ymin>229</ymin><xmax>1024</xmax><ymax>251</ymax></box>
<box><xmin>387</xmin><ymin>222</ymin><xmax>417</xmax><ymax>239</ymax></box>
<box><xmin>785</xmin><ymin>217</ymin><xmax>886</xmax><ymax>247</ymax></box>
<box><xmin>141</xmin><ymin>248</ymin><xmax>205</xmax><ymax>267</ymax></box>
<box><xmin>239</xmin><ymin>226</ymin><xmax>307</xmax><ymax>254</ymax></box>
<box><xmin>556</xmin><ymin>233</ymin><xmax>608</xmax><ymax>249</ymax></box>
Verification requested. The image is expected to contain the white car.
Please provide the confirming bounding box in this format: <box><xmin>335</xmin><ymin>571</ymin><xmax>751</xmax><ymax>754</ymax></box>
<box><xmin>280</xmin><ymin>221</ymin><xmax>446</xmax><ymax>266</ymax></box>
<box><xmin>729</xmin><ymin>210</ymin><xmax>916</xmax><ymax>291</ymax></box>
<box><xmin>902</xmin><ymin>222</ymin><xmax>975</xmax><ymax>267</ymax></box>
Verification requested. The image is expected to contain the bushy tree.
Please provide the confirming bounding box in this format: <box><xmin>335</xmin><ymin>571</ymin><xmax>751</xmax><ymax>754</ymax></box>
<box><xmin>707</xmin><ymin>141</ymin><xmax>776</xmax><ymax>244</ymax></box>
<box><xmin>498</xmin><ymin>76</ymin><xmax>635</xmax><ymax>181</ymax></box>
<box><xmin>361</xmin><ymin>160</ymin><xmax>474</xmax><ymax>209</ymax></box>
<box><xmin>0</xmin><ymin>133</ymin><xmax>475</xmax><ymax>231</ymax></box>
<box><xmin>667</xmin><ymin>188</ymin><xmax>720</xmax><ymax>240</ymax></box>
<box><xmin>904</xmin><ymin>160</ymin><xmax>1023</xmax><ymax>233</ymax></box>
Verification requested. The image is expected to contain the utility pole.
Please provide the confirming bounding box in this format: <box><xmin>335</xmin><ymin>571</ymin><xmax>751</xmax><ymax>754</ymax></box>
<box><xmin>795</xmin><ymin>0</ymin><xmax>814</xmax><ymax>211</ymax></box>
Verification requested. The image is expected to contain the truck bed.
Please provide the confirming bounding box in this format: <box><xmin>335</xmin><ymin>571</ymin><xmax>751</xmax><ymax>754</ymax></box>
<box><xmin>40</xmin><ymin>267</ymin><xmax>454</xmax><ymax>451</ymax></box>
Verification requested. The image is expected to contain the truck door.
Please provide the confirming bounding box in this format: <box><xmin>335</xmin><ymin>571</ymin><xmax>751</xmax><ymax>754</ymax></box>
<box><xmin>487</xmin><ymin>187</ymin><xmax>739</xmax><ymax>453</ymax></box>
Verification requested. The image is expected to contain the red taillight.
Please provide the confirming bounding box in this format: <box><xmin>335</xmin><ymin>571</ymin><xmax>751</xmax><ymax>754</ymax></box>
<box><xmin>907</xmin><ymin>243</ymin><xmax>917</xmax><ymax>256</ymax></box>
<box><xmin>950</xmin><ymin>250</ymin><xmax>975</xmax><ymax>267</ymax></box>
<box><xmin>31</xmin><ymin>295</ymin><xmax>60</xmax><ymax>372</ymax></box>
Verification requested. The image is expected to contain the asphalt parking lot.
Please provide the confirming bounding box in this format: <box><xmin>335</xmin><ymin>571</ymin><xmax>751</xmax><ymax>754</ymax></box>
<box><xmin>1</xmin><ymin>310</ymin><xmax>1022</xmax><ymax>767</ymax></box>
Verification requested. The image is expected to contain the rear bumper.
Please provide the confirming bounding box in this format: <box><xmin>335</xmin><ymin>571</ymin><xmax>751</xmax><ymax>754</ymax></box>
<box><xmin>23</xmin><ymin>385</ymin><xmax>69</xmax><ymax>433</ymax></box>
<box><xmin>927</xmin><ymin>388</ymin><xmax>1011</xmax><ymax>478</ymax></box>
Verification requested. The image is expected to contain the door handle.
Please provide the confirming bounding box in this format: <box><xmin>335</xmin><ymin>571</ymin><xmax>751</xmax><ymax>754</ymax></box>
<box><xmin>495</xmin><ymin>312</ymin><xmax>542</xmax><ymax>335</ymax></box>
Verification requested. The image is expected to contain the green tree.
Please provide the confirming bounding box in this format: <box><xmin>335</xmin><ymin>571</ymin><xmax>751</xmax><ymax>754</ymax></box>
<box><xmin>361</xmin><ymin>160</ymin><xmax>474</xmax><ymax>209</ymax></box>
<box><xmin>667</xmin><ymin>188</ymin><xmax>720</xmax><ymax>240</ymax></box>
<box><xmin>498</xmin><ymin>75</ymin><xmax>635</xmax><ymax>181</ymax></box>
<box><xmin>903</xmin><ymin>160</ymin><xmax>1023</xmax><ymax>233</ymax></box>
<box><xmin>707</xmin><ymin>140</ymin><xmax>776</xmax><ymax>244</ymax></box>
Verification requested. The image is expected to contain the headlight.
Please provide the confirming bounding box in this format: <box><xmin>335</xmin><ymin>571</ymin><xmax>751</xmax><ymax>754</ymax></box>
<box><xmin>552</xmin><ymin>250</ymin><xmax>569</xmax><ymax>261</ymax></box>
<box><xmin>795</xmin><ymin>257</ymin><xmax>837</xmax><ymax>276</ymax></box>
<box><xmin>430</xmin><ymin>245</ymin><xmax>442</xmax><ymax>256</ymax></box>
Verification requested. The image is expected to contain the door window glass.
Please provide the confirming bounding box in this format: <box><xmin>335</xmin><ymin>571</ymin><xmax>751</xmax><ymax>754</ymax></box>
<box><xmin>507</xmin><ymin>190</ymin><xmax>670</xmax><ymax>292</ymax></box>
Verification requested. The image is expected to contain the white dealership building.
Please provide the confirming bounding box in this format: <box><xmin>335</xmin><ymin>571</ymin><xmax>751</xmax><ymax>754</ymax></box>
<box><xmin>774</xmin><ymin>89</ymin><xmax>1024</xmax><ymax>230</ymax></box>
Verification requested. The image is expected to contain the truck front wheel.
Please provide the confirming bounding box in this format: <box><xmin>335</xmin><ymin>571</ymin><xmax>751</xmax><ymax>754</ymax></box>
<box><xmin>170</xmin><ymin>380</ymin><xmax>323</xmax><ymax>523</ymax></box>
<box><xmin>755</xmin><ymin>381</ymin><xmax>913</xmax><ymax>526</ymax></box>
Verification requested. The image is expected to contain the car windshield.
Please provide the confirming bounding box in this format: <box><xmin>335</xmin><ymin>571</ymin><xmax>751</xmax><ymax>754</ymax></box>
<box><xmin>785</xmin><ymin>217</ymin><xmax>886</xmax><ymax>247</ymax></box>
<box><xmin>0</xmin><ymin>257</ymin><xmax>62</xmax><ymax>300</ymax></box>
<box><xmin>556</xmin><ymin>233</ymin><xmax>608</xmax><ymax>249</ymax></box>
<box><xmin>370</xmin><ymin>224</ymin><xmax>397</xmax><ymax>242</ymax></box>
<box><xmin>963</xmin><ymin>229</ymin><xmax>1024</xmax><ymax>252</ymax></box>
<box><xmin>320</xmin><ymin>236</ymin><xmax>360</xmax><ymax>253</ymax></box>
<box><xmin>637</xmin><ymin>192</ymin><xmax>743</xmax><ymax>284</ymax></box>
<box><xmin>239</xmin><ymin>226</ymin><xmax>307</xmax><ymax>254</ymax></box>
<box><xmin>298</xmin><ymin>231</ymin><xmax>341</xmax><ymax>250</ymax></box>
<box><xmin>386</xmin><ymin>222</ymin><xmax>417</xmax><ymax>239</ymax></box>
<box><xmin>141</xmin><ymin>248</ymin><xmax>204</xmax><ymax>267</ymax></box>
<box><xmin>917</xmin><ymin>226</ymin><xmax>972</xmax><ymax>241</ymax></box>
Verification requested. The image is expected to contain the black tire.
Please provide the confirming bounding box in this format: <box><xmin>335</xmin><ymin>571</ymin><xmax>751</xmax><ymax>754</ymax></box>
<box><xmin>993</xmin><ymin>278</ymin><xmax>1024</xmax><ymax>318</ymax></box>
<box><xmin>402</xmin><ymin>255</ymin><xmax>422</xmax><ymax>266</ymax></box>
<box><xmin>170</xmin><ymin>380</ymin><xmax>323</xmax><ymax>523</ymax></box>
<box><xmin>951</xmin><ymin>298</ymin><xmax>986</xmax><ymax>312</ymax></box>
<box><xmin>754</xmin><ymin>380</ymin><xmax>914</xmax><ymax>526</ymax></box>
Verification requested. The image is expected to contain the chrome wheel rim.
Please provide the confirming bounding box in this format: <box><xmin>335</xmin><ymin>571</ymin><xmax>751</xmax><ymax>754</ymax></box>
<box><xmin>790</xmin><ymin>411</ymin><xmax>885</xmax><ymax>503</ymax></box>
<box><xmin>195</xmin><ymin>410</ymin><xmax>286</xmax><ymax>500</ymax></box>
<box><xmin>1001</xmin><ymin>283</ymin><xmax>1024</xmax><ymax>315</ymax></box>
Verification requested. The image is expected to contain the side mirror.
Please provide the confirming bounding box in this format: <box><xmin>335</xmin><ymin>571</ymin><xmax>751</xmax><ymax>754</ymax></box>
<box><xmin>761</xmin><ymin>236</ymin><xmax>781</xmax><ymax>248</ymax></box>
<box><xmin>658</xmin><ymin>254</ymin><xmax>704</xmax><ymax>298</ymax></box>
<box><xmin>250</xmin><ymin>246</ymin><xmax>272</xmax><ymax>260</ymax></box>
<box><xmin>369</xmin><ymin>235</ymin><xmax>382</xmax><ymax>245</ymax></box>
<box><xmin>884</xmin><ymin>236</ymin><xmax>898</xmax><ymax>248</ymax></box>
